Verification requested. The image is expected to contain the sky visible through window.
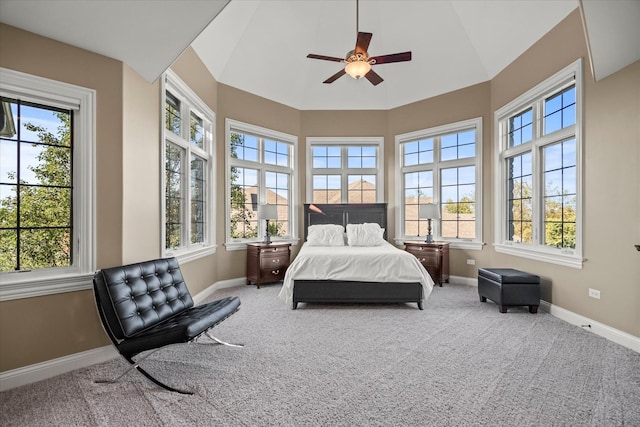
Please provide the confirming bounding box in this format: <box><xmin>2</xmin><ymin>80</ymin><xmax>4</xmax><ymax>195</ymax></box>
<box><xmin>1</xmin><ymin>103</ymin><xmax>63</xmax><ymax>195</ymax></box>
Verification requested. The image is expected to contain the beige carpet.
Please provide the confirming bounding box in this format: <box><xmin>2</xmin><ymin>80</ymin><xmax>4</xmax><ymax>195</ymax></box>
<box><xmin>1</xmin><ymin>282</ymin><xmax>639</xmax><ymax>426</ymax></box>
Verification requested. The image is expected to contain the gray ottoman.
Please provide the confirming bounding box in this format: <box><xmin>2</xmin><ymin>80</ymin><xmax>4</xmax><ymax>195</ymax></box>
<box><xmin>478</xmin><ymin>268</ymin><xmax>540</xmax><ymax>313</ymax></box>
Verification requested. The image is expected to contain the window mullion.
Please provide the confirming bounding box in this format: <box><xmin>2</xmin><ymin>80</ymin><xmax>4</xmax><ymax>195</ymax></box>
<box><xmin>183</xmin><ymin>148</ymin><xmax>191</xmax><ymax>248</ymax></box>
<box><xmin>531</xmin><ymin>145</ymin><xmax>541</xmax><ymax>245</ymax></box>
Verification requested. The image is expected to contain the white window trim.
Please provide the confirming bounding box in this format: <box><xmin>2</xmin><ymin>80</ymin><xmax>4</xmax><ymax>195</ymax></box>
<box><xmin>225</xmin><ymin>118</ymin><xmax>299</xmax><ymax>251</ymax></box>
<box><xmin>306</xmin><ymin>136</ymin><xmax>385</xmax><ymax>204</ymax></box>
<box><xmin>394</xmin><ymin>118</ymin><xmax>484</xmax><ymax>250</ymax></box>
<box><xmin>493</xmin><ymin>58</ymin><xmax>583</xmax><ymax>269</ymax></box>
<box><xmin>161</xmin><ymin>70</ymin><xmax>216</xmax><ymax>262</ymax></box>
<box><xmin>0</xmin><ymin>68</ymin><xmax>96</xmax><ymax>301</ymax></box>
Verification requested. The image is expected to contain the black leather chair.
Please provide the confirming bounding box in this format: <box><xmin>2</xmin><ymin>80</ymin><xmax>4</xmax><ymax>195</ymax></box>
<box><xmin>93</xmin><ymin>257</ymin><xmax>241</xmax><ymax>394</ymax></box>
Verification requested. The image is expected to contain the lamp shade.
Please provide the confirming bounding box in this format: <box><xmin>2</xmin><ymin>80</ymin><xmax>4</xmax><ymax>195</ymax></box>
<box><xmin>345</xmin><ymin>60</ymin><xmax>371</xmax><ymax>79</ymax></box>
<box><xmin>258</xmin><ymin>204</ymin><xmax>278</xmax><ymax>220</ymax></box>
<box><xmin>419</xmin><ymin>203</ymin><xmax>440</xmax><ymax>219</ymax></box>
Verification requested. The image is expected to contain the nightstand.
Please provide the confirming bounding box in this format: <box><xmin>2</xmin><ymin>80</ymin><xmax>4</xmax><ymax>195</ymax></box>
<box><xmin>246</xmin><ymin>242</ymin><xmax>291</xmax><ymax>288</ymax></box>
<box><xmin>404</xmin><ymin>241</ymin><xmax>449</xmax><ymax>287</ymax></box>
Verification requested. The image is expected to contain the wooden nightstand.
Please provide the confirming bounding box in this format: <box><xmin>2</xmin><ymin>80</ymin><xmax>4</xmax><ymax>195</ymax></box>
<box><xmin>246</xmin><ymin>242</ymin><xmax>291</xmax><ymax>288</ymax></box>
<box><xmin>404</xmin><ymin>241</ymin><xmax>449</xmax><ymax>287</ymax></box>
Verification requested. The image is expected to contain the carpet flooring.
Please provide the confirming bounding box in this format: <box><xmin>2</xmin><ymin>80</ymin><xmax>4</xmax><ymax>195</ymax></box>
<box><xmin>1</xmin><ymin>282</ymin><xmax>639</xmax><ymax>426</ymax></box>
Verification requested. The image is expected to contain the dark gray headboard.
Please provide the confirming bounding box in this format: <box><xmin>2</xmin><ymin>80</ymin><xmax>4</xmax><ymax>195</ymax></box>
<box><xmin>303</xmin><ymin>203</ymin><xmax>388</xmax><ymax>241</ymax></box>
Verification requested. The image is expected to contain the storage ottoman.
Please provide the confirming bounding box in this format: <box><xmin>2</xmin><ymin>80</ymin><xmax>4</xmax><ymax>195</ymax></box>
<box><xmin>478</xmin><ymin>268</ymin><xmax>540</xmax><ymax>313</ymax></box>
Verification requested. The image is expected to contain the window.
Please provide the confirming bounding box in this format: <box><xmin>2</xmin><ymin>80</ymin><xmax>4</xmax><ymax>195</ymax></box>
<box><xmin>307</xmin><ymin>137</ymin><xmax>384</xmax><ymax>204</ymax></box>
<box><xmin>226</xmin><ymin>119</ymin><xmax>297</xmax><ymax>249</ymax></box>
<box><xmin>162</xmin><ymin>70</ymin><xmax>215</xmax><ymax>260</ymax></box>
<box><xmin>0</xmin><ymin>68</ymin><xmax>95</xmax><ymax>300</ymax></box>
<box><xmin>396</xmin><ymin>118</ymin><xmax>483</xmax><ymax>249</ymax></box>
<box><xmin>494</xmin><ymin>59</ymin><xmax>582</xmax><ymax>268</ymax></box>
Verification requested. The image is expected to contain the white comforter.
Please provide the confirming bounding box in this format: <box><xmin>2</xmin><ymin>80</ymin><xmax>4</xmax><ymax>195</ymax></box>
<box><xmin>277</xmin><ymin>241</ymin><xmax>434</xmax><ymax>305</ymax></box>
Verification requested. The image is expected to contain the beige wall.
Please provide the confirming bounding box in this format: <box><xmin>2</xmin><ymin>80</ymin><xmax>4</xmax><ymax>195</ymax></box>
<box><xmin>0</xmin><ymin>24</ymin><xmax>123</xmax><ymax>371</ymax></box>
<box><xmin>1</xmin><ymin>8</ymin><xmax>638</xmax><ymax>374</ymax></box>
<box><xmin>122</xmin><ymin>64</ymin><xmax>161</xmax><ymax>263</ymax></box>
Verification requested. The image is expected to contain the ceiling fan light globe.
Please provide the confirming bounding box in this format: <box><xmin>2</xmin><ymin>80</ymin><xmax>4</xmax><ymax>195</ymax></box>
<box><xmin>345</xmin><ymin>60</ymin><xmax>371</xmax><ymax>79</ymax></box>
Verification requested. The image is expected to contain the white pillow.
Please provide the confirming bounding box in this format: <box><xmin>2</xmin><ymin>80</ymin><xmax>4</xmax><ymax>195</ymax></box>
<box><xmin>346</xmin><ymin>223</ymin><xmax>385</xmax><ymax>246</ymax></box>
<box><xmin>306</xmin><ymin>224</ymin><xmax>345</xmax><ymax>246</ymax></box>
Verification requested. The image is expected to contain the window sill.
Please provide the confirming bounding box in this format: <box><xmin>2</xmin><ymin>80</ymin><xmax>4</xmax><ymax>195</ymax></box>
<box><xmin>225</xmin><ymin>238</ymin><xmax>300</xmax><ymax>251</ymax></box>
<box><xmin>165</xmin><ymin>245</ymin><xmax>218</xmax><ymax>264</ymax></box>
<box><xmin>0</xmin><ymin>272</ymin><xmax>94</xmax><ymax>302</ymax></box>
<box><xmin>394</xmin><ymin>238</ymin><xmax>485</xmax><ymax>251</ymax></box>
<box><xmin>494</xmin><ymin>242</ymin><xmax>583</xmax><ymax>269</ymax></box>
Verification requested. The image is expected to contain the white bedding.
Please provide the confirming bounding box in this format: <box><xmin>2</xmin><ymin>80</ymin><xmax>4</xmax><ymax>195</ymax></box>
<box><xmin>277</xmin><ymin>241</ymin><xmax>434</xmax><ymax>305</ymax></box>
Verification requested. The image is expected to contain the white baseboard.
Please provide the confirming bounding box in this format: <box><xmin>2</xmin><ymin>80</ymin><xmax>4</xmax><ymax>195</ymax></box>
<box><xmin>539</xmin><ymin>300</ymin><xmax>640</xmax><ymax>353</ymax></box>
<box><xmin>192</xmin><ymin>277</ymin><xmax>246</xmax><ymax>305</ymax></box>
<box><xmin>2</xmin><ymin>277</ymin><xmax>637</xmax><ymax>392</ymax></box>
<box><xmin>0</xmin><ymin>345</ymin><xmax>118</xmax><ymax>392</ymax></box>
<box><xmin>449</xmin><ymin>275</ymin><xmax>477</xmax><ymax>287</ymax></box>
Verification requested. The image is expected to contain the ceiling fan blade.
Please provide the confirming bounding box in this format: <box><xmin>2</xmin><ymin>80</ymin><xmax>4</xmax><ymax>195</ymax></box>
<box><xmin>307</xmin><ymin>54</ymin><xmax>345</xmax><ymax>63</ymax></box>
<box><xmin>365</xmin><ymin>69</ymin><xmax>383</xmax><ymax>86</ymax></box>
<box><xmin>323</xmin><ymin>69</ymin><xmax>346</xmax><ymax>84</ymax></box>
<box><xmin>355</xmin><ymin>32</ymin><xmax>372</xmax><ymax>55</ymax></box>
<box><xmin>369</xmin><ymin>51</ymin><xmax>412</xmax><ymax>65</ymax></box>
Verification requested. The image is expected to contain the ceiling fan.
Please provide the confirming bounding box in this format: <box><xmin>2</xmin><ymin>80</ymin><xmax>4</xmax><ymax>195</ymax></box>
<box><xmin>306</xmin><ymin>0</ymin><xmax>412</xmax><ymax>86</ymax></box>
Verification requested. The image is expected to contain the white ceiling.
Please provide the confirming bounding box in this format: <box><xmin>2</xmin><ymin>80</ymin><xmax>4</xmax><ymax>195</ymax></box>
<box><xmin>0</xmin><ymin>0</ymin><xmax>230</xmax><ymax>82</ymax></box>
<box><xmin>1</xmin><ymin>0</ymin><xmax>638</xmax><ymax>111</ymax></box>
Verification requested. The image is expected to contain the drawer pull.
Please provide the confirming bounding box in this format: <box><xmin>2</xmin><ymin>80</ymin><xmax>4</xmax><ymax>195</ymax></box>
<box><xmin>271</xmin><ymin>269</ymin><xmax>280</xmax><ymax>275</ymax></box>
<box><xmin>272</xmin><ymin>259</ymin><xmax>280</xmax><ymax>263</ymax></box>
<box><xmin>420</xmin><ymin>258</ymin><xmax>425</xmax><ymax>263</ymax></box>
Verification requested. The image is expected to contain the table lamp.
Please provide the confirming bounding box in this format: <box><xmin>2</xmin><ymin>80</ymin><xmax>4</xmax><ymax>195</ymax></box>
<box><xmin>257</xmin><ymin>204</ymin><xmax>278</xmax><ymax>244</ymax></box>
<box><xmin>419</xmin><ymin>203</ymin><xmax>440</xmax><ymax>243</ymax></box>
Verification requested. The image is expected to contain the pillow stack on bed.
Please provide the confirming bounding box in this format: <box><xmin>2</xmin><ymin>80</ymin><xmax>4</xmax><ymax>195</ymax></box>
<box><xmin>346</xmin><ymin>223</ymin><xmax>385</xmax><ymax>246</ymax></box>
<box><xmin>306</xmin><ymin>223</ymin><xmax>385</xmax><ymax>247</ymax></box>
<box><xmin>306</xmin><ymin>224</ymin><xmax>345</xmax><ymax>246</ymax></box>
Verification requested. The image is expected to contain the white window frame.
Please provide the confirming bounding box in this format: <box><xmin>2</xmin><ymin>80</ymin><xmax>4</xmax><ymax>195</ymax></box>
<box><xmin>161</xmin><ymin>70</ymin><xmax>216</xmax><ymax>262</ymax></box>
<box><xmin>494</xmin><ymin>58</ymin><xmax>583</xmax><ymax>268</ymax></box>
<box><xmin>0</xmin><ymin>68</ymin><xmax>96</xmax><ymax>301</ymax></box>
<box><xmin>395</xmin><ymin>118</ymin><xmax>483</xmax><ymax>250</ymax></box>
<box><xmin>306</xmin><ymin>137</ymin><xmax>385</xmax><ymax>204</ymax></box>
<box><xmin>225</xmin><ymin>118</ymin><xmax>298</xmax><ymax>251</ymax></box>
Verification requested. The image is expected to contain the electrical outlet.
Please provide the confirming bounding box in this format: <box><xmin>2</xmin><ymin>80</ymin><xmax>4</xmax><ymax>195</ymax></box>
<box><xmin>588</xmin><ymin>288</ymin><xmax>600</xmax><ymax>299</ymax></box>
<box><xmin>466</xmin><ymin>259</ymin><xmax>475</xmax><ymax>265</ymax></box>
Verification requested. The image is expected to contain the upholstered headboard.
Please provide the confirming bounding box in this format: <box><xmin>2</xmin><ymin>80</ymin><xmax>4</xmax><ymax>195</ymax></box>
<box><xmin>303</xmin><ymin>203</ymin><xmax>388</xmax><ymax>241</ymax></box>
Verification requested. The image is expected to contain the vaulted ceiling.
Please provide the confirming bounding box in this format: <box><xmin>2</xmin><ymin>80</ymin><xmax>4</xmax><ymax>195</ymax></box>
<box><xmin>1</xmin><ymin>0</ymin><xmax>638</xmax><ymax>110</ymax></box>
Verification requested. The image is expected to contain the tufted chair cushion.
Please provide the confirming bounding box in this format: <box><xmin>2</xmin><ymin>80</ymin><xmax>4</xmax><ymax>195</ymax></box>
<box><xmin>96</xmin><ymin>257</ymin><xmax>194</xmax><ymax>339</ymax></box>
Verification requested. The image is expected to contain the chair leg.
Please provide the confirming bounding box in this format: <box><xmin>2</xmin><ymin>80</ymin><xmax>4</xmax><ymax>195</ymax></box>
<box><xmin>203</xmin><ymin>331</ymin><xmax>244</xmax><ymax>348</ymax></box>
<box><xmin>96</xmin><ymin>350</ymin><xmax>193</xmax><ymax>395</ymax></box>
<box><xmin>129</xmin><ymin>358</ymin><xmax>193</xmax><ymax>395</ymax></box>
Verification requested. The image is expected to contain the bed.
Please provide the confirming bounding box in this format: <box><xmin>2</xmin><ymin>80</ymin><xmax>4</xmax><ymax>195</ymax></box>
<box><xmin>277</xmin><ymin>203</ymin><xmax>434</xmax><ymax>309</ymax></box>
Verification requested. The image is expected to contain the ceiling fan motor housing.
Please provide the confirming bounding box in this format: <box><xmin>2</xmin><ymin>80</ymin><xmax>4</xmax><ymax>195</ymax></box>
<box><xmin>344</xmin><ymin>50</ymin><xmax>371</xmax><ymax>79</ymax></box>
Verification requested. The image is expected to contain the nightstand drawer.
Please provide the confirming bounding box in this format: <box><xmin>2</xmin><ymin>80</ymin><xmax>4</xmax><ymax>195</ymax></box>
<box><xmin>260</xmin><ymin>245</ymin><xmax>289</xmax><ymax>255</ymax></box>
<box><xmin>407</xmin><ymin>244</ymin><xmax>444</xmax><ymax>252</ymax></box>
<box><xmin>409</xmin><ymin>251</ymin><xmax>440</xmax><ymax>268</ymax></box>
<box><xmin>260</xmin><ymin>266</ymin><xmax>286</xmax><ymax>282</ymax></box>
<box><xmin>260</xmin><ymin>253</ymin><xmax>288</xmax><ymax>270</ymax></box>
